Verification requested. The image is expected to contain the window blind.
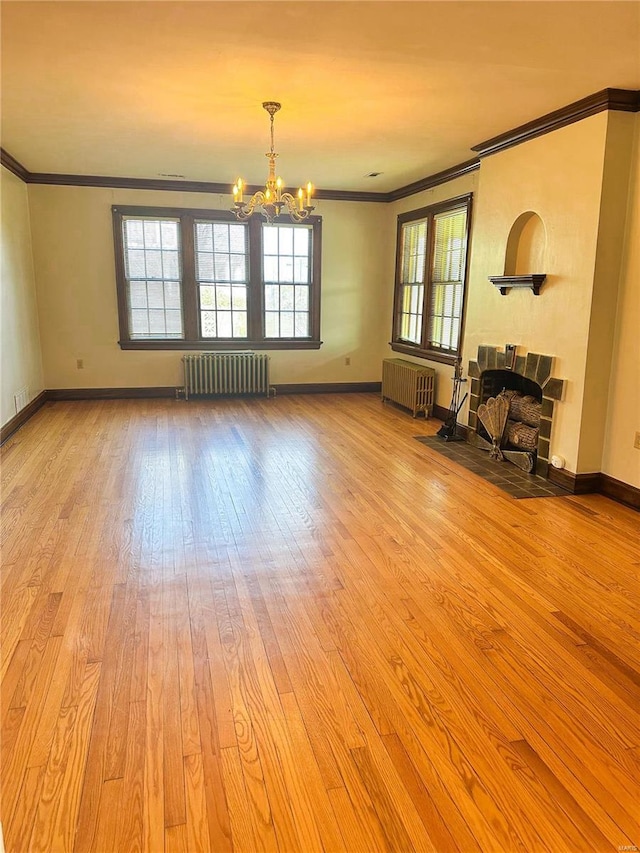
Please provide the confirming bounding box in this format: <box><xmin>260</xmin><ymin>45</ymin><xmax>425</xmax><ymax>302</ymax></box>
<box><xmin>428</xmin><ymin>208</ymin><xmax>467</xmax><ymax>351</ymax></box>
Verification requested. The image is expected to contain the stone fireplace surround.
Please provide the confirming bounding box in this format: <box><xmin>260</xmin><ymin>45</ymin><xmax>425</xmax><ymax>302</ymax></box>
<box><xmin>467</xmin><ymin>345</ymin><xmax>565</xmax><ymax>478</ymax></box>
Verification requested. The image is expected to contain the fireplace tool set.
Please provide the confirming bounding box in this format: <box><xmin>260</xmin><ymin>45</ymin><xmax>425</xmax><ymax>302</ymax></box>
<box><xmin>437</xmin><ymin>357</ymin><xmax>467</xmax><ymax>441</ymax></box>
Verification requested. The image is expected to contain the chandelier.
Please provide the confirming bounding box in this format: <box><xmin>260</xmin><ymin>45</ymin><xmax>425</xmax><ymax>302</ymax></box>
<box><xmin>232</xmin><ymin>102</ymin><xmax>314</xmax><ymax>224</ymax></box>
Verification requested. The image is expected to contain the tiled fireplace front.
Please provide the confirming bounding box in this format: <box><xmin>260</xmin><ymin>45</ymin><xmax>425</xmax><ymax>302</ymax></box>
<box><xmin>467</xmin><ymin>346</ymin><xmax>565</xmax><ymax>478</ymax></box>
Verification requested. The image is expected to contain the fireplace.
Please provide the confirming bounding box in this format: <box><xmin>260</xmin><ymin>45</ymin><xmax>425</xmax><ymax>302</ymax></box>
<box><xmin>467</xmin><ymin>346</ymin><xmax>565</xmax><ymax>478</ymax></box>
<box><xmin>480</xmin><ymin>369</ymin><xmax>541</xmax><ymax>403</ymax></box>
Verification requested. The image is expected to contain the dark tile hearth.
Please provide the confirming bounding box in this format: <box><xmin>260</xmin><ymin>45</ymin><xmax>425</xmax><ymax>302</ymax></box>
<box><xmin>414</xmin><ymin>436</ymin><xmax>571</xmax><ymax>499</ymax></box>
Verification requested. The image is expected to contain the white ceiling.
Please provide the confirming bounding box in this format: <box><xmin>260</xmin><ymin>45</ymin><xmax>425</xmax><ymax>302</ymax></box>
<box><xmin>2</xmin><ymin>1</ymin><xmax>639</xmax><ymax>193</ymax></box>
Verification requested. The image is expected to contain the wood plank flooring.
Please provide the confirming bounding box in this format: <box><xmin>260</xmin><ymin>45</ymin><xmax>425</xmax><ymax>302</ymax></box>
<box><xmin>1</xmin><ymin>394</ymin><xmax>639</xmax><ymax>852</ymax></box>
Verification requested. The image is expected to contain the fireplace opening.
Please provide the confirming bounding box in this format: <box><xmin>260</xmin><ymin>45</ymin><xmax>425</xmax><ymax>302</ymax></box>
<box><xmin>467</xmin><ymin>346</ymin><xmax>565</xmax><ymax>479</ymax></box>
<box><xmin>478</xmin><ymin>369</ymin><xmax>543</xmax><ymax>466</ymax></box>
<box><xmin>480</xmin><ymin>369</ymin><xmax>542</xmax><ymax>403</ymax></box>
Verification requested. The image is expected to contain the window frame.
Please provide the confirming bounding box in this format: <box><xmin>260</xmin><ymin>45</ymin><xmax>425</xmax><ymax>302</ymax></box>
<box><xmin>112</xmin><ymin>205</ymin><xmax>322</xmax><ymax>350</ymax></box>
<box><xmin>390</xmin><ymin>193</ymin><xmax>472</xmax><ymax>365</ymax></box>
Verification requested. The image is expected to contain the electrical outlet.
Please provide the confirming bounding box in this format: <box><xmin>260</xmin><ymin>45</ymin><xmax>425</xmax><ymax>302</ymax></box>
<box><xmin>76</xmin><ymin>359</ymin><xmax>84</xmax><ymax>369</ymax></box>
<box><xmin>14</xmin><ymin>387</ymin><xmax>29</xmax><ymax>414</ymax></box>
<box><xmin>634</xmin><ymin>431</ymin><xmax>640</xmax><ymax>450</ymax></box>
<box><xmin>345</xmin><ymin>357</ymin><xmax>351</xmax><ymax>366</ymax></box>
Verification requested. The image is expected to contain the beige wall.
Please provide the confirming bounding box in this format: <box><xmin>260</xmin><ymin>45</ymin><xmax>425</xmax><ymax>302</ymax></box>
<box><xmin>27</xmin><ymin>185</ymin><xmax>389</xmax><ymax>389</ymax></box>
<box><xmin>602</xmin><ymin>114</ymin><xmax>640</xmax><ymax>488</ymax></box>
<box><xmin>578</xmin><ymin>112</ymin><xmax>636</xmax><ymax>473</ymax></box>
<box><xmin>461</xmin><ymin>114</ymin><xmax>610</xmax><ymax>474</ymax></box>
<box><xmin>1</xmin><ymin>166</ymin><xmax>44</xmax><ymax>427</ymax></box>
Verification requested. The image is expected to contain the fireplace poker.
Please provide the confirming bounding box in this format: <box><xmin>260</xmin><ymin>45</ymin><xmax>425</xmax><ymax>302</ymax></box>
<box><xmin>437</xmin><ymin>357</ymin><xmax>467</xmax><ymax>442</ymax></box>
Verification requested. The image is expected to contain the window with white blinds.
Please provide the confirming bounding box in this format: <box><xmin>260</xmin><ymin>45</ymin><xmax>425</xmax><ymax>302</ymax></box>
<box><xmin>399</xmin><ymin>220</ymin><xmax>427</xmax><ymax>344</ymax></box>
<box><xmin>113</xmin><ymin>206</ymin><xmax>322</xmax><ymax>350</ymax></box>
<box><xmin>428</xmin><ymin>208</ymin><xmax>467</xmax><ymax>352</ymax></box>
<box><xmin>392</xmin><ymin>194</ymin><xmax>471</xmax><ymax>362</ymax></box>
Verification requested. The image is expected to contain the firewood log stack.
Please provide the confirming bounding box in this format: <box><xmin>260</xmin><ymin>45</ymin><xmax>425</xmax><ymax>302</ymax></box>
<box><xmin>497</xmin><ymin>391</ymin><xmax>541</xmax><ymax>451</ymax></box>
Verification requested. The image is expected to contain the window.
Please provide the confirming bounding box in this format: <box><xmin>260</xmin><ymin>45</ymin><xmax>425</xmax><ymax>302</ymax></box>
<box><xmin>263</xmin><ymin>224</ymin><xmax>312</xmax><ymax>338</ymax></box>
<box><xmin>391</xmin><ymin>193</ymin><xmax>471</xmax><ymax>363</ymax></box>
<box><xmin>122</xmin><ymin>217</ymin><xmax>183</xmax><ymax>339</ymax></box>
<box><xmin>113</xmin><ymin>206</ymin><xmax>322</xmax><ymax>350</ymax></box>
<box><xmin>194</xmin><ymin>220</ymin><xmax>248</xmax><ymax>339</ymax></box>
<box><xmin>398</xmin><ymin>219</ymin><xmax>427</xmax><ymax>345</ymax></box>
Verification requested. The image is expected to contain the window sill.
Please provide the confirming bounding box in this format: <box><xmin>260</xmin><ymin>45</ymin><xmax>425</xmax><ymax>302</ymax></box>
<box><xmin>119</xmin><ymin>339</ymin><xmax>323</xmax><ymax>351</ymax></box>
<box><xmin>390</xmin><ymin>342</ymin><xmax>457</xmax><ymax>365</ymax></box>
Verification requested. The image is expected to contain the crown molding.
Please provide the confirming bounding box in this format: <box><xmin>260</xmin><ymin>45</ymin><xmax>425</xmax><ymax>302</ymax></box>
<box><xmin>0</xmin><ymin>157</ymin><xmax>389</xmax><ymax>203</ymax></box>
<box><xmin>31</xmin><ymin>172</ymin><xmax>389</xmax><ymax>203</ymax></box>
<box><xmin>472</xmin><ymin>88</ymin><xmax>640</xmax><ymax>159</ymax></box>
<box><xmin>387</xmin><ymin>158</ymin><xmax>480</xmax><ymax>202</ymax></box>
<box><xmin>29</xmin><ymin>172</ymin><xmax>234</xmax><ymax>194</ymax></box>
<box><xmin>0</xmin><ymin>150</ymin><xmax>475</xmax><ymax>204</ymax></box>
<box><xmin>313</xmin><ymin>187</ymin><xmax>387</xmax><ymax>203</ymax></box>
<box><xmin>1</xmin><ymin>148</ymin><xmax>30</xmax><ymax>182</ymax></box>
<box><xmin>3</xmin><ymin>88</ymin><xmax>638</xmax><ymax>201</ymax></box>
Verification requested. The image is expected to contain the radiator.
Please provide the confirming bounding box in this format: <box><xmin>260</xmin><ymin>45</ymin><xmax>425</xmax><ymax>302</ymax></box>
<box><xmin>183</xmin><ymin>353</ymin><xmax>271</xmax><ymax>400</ymax></box>
<box><xmin>382</xmin><ymin>358</ymin><xmax>435</xmax><ymax>418</ymax></box>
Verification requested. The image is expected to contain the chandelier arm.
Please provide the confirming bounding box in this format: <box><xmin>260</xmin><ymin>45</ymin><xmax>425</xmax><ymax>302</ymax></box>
<box><xmin>278</xmin><ymin>193</ymin><xmax>311</xmax><ymax>221</ymax></box>
<box><xmin>233</xmin><ymin>190</ymin><xmax>265</xmax><ymax>220</ymax></box>
<box><xmin>280</xmin><ymin>192</ymin><xmax>313</xmax><ymax>206</ymax></box>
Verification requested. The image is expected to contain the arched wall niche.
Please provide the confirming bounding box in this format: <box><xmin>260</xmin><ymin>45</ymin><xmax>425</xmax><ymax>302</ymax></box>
<box><xmin>504</xmin><ymin>211</ymin><xmax>546</xmax><ymax>276</ymax></box>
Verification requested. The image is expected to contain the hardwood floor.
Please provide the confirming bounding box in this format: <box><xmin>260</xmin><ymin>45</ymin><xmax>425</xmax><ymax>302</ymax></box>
<box><xmin>1</xmin><ymin>394</ymin><xmax>639</xmax><ymax>852</ymax></box>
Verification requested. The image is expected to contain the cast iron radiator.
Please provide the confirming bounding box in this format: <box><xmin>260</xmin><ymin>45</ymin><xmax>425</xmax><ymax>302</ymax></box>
<box><xmin>183</xmin><ymin>353</ymin><xmax>271</xmax><ymax>399</ymax></box>
<box><xmin>381</xmin><ymin>358</ymin><xmax>435</xmax><ymax>418</ymax></box>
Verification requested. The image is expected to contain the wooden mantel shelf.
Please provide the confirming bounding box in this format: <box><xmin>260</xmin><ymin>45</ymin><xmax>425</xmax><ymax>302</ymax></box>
<box><xmin>489</xmin><ymin>274</ymin><xmax>547</xmax><ymax>295</ymax></box>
